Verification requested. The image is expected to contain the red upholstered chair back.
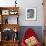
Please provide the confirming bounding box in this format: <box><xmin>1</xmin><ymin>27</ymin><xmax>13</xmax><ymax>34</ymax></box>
<box><xmin>21</xmin><ymin>28</ymin><xmax>41</xmax><ymax>46</ymax></box>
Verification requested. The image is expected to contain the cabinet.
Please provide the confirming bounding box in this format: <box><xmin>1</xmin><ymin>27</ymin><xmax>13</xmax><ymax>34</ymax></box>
<box><xmin>0</xmin><ymin>7</ymin><xmax>19</xmax><ymax>46</ymax></box>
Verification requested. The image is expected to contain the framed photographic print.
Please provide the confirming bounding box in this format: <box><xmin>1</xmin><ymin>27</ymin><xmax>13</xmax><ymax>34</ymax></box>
<box><xmin>26</xmin><ymin>8</ymin><xmax>36</xmax><ymax>20</ymax></box>
<box><xmin>2</xmin><ymin>10</ymin><xmax>9</xmax><ymax>15</ymax></box>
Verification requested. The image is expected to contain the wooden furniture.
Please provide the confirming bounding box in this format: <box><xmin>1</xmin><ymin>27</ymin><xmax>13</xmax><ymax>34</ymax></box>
<box><xmin>2</xmin><ymin>41</ymin><xmax>19</xmax><ymax>46</ymax></box>
<box><xmin>0</xmin><ymin>7</ymin><xmax>19</xmax><ymax>46</ymax></box>
<box><xmin>43</xmin><ymin>0</ymin><xmax>46</xmax><ymax>46</ymax></box>
<box><xmin>0</xmin><ymin>41</ymin><xmax>2</xmax><ymax>46</ymax></box>
<box><xmin>43</xmin><ymin>0</ymin><xmax>46</xmax><ymax>26</ymax></box>
<box><xmin>0</xmin><ymin>7</ymin><xmax>19</xmax><ymax>24</ymax></box>
<box><xmin>44</xmin><ymin>29</ymin><xmax>46</xmax><ymax>46</ymax></box>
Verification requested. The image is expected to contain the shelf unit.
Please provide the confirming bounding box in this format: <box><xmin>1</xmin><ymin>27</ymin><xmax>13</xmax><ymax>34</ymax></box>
<box><xmin>0</xmin><ymin>7</ymin><xmax>19</xmax><ymax>46</ymax></box>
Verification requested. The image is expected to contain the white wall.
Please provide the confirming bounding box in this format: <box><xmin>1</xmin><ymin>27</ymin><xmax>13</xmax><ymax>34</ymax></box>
<box><xmin>18</xmin><ymin>0</ymin><xmax>44</xmax><ymax>26</ymax></box>
<box><xmin>0</xmin><ymin>0</ymin><xmax>15</xmax><ymax>7</ymax></box>
<box><xmin>0</xmin><ymin>0</ymin><xmax>44</xmax><ymax>26</ymax></box>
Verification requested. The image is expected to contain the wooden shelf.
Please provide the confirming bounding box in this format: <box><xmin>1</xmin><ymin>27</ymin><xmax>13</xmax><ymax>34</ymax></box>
<box><xmin>0</xmin><ymin>40</ymin><xmax>19</xmax><ymax>46</ymax></box>
<box><xmin>0</xmin><ymin>7</ymin><xmax>19</xmax><ymax>10</ymax></box>
<box><xmin>2</xmin><ymin>40</ymin><xmax>19</xmax><ymax>42</ymax></box>
<box><xmin>0</xmin><ymin>24</ymin><xmax>19</xmax><ymax>32</ymax></box>
<box><xmin>0</xmin><ymin>7</ymin><xmax>19</xmax><ymax>46</ymax></box>
<box><xmin>0</xmin><ymin>40</ymin><xmax>19</xmax><ymax>45</ymax></box>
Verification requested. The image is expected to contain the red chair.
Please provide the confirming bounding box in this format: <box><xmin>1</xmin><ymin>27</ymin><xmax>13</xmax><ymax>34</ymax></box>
<box><xmin>21</xmin><ymin>28</ymin><xmax>41</xmax><ymax>46</ymax></box>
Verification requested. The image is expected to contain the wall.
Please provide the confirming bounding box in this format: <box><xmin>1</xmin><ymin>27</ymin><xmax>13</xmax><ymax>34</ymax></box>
<box><xmin>18</xmin><ymin>0</ymin><xmax>44</xmax><ymax>26</ymax></box>
<box><xmin>0</xmin><ymin>0</ymin><xmax>15</xmax><ymax>7</ymax></box>
<box><xmin>0</xmin><ymin>0</ymin><xmax>44</xmax><ymax>26</ymax></box>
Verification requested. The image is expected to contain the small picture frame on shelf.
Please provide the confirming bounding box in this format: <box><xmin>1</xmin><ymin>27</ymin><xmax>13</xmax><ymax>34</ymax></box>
<box><xmin>26</xmin><ymin>8</ymin><xmax>36</xmax><ymax>20</ymax></box>
<box><xmin>10</xmin><ymin>11</ymin><xmax>15</xmax><ymax>15</ymax></box>
<box><xmin>9</xmin><ymin>10</ymin><xmax>18</xmax><ymax>15</ymax></box>
<box><xmin>2</xmin><ymin>10</ymin><xmax>9</xmax><ymax>15</ymax></box>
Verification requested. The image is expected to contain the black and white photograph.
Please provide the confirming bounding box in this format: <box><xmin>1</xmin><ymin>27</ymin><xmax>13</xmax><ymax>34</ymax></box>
<box><xmin>26</xmin><ymin>8</ymin><xmax>36</xmax><ymax>20</ymax></box>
